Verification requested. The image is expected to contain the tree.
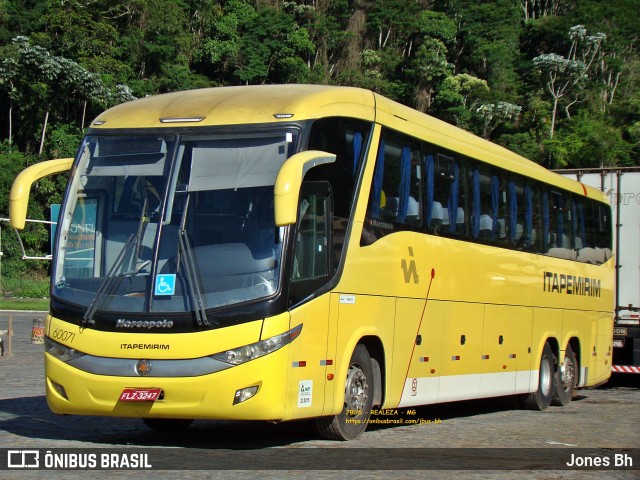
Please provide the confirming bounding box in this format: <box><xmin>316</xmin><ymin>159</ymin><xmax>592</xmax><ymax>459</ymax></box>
<box><xmin>408</xmin><ymin>37</ymin><xmax>453</xmax><ymax>112</ymax></box>
<box><xmin>234</xmin><ymin>7</ymin><xmax>314</xmax><ymax>84</ymax></box>
<box><xmin>449</xmin><ymin>0</ymin><xmax>521</xmax><ymax>99</ymax></box>
<box><xmin>554</xmin><ymin>114</ymin><xmax>633</xmax><ymax>168</ymax></box>
<box><xmin>519</xmin><ymin>0</ymin><xmax>573</xmax><ymax>21</ymax></box>
<box><xmin>6</xmin><ymin>36</ymin><xmax>107</xmax><ymax>153</ymax></box>
<box><xmin>432</xmin><ymin>73</ymin><xmax>489</xmax><ymax>128</ymax></box>
<box><xmin>0</xmin><ymin>35</ymin><xmax>133</xmax><ymax>153</ymax></box>
<box><xmin>476</xmin><ymin>101</ymin><xmax>522</xmax><ymax>140</ymax></box>
<box><xmin>533</xmin><ymin>25</ymin><xmax>605</xmax><ymax>139</ymax></box>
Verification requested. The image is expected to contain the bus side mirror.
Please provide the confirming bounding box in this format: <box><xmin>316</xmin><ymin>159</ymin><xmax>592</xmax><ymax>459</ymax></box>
<box><xmin>10</xmin><ymin>158</ymin><xmax>74</xmax><ymax>230</ymax></box>
<box><xmin>274</xmin><ymin>150</ymin><xmax>336</xmax><ymax>226</ymax></box>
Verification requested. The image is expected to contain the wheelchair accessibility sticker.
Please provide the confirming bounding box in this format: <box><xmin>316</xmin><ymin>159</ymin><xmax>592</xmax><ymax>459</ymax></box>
<box><xmin>155</xmin><ymin>274</ymin><xmax>176</xmax><ymax>296</ymax></box>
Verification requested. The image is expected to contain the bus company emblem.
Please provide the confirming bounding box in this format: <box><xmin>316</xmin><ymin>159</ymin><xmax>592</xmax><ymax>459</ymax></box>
<box><xmin>116</xmin><ymin>319</ymin><xmax>174</xmax><ymax>329</ymax></box>
<box><xmin>401</xmin><ymin>247</ymin><xmax>419</xmax><ymax>284</ymax></box>
<box><xmin>135</xmin><ymin>359</ymin><xmax>153</xmax><ymax>376</ymax></box>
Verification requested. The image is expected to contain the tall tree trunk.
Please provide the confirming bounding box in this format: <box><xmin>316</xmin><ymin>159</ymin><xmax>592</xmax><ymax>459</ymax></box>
<box><xmin>39</xmin><ymin>109</ymin><xmax>49</xmax><ymax>156</ymax></box>
<box><xmin>8</xmin><ymin>102</ymin><xmax>12</xmax><ymax>147</ymax></box>
<box><xmin>82</xmin><ymin>100</ymin><xmax>87</xmax><ymax>130</ymax></box>
<box><xmin>549</xmin><ymin>97</ymin><xmax>558</xmax><ymax>139</ymax></box>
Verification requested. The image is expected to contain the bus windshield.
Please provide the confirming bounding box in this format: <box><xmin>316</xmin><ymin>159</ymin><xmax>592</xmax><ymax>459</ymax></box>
<box><xmin>53</xmin><ymin>131</ymin><xmax>296</xmax><ymax>322</ymax></box>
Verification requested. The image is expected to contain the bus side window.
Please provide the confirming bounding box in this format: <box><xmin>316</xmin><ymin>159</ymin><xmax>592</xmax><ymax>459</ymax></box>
<box><xmin>546</xmin><ymin>190</ymin><xmax>574</xmax><ymax>260</ymax></box>
<box><xmin>508</xmin><ymin>174</ymin><xmax>536</xmax><ymax>251</ymax></box>
<box><xmin>594</xmin><ymin>202</ymin><xmax>612</xmax><ymax>263</ymax></box>
<box><xmin>290</xmin><ymin>182</ymin><xmax>333</xmax><ymax>305</ymax></box>
<box><xmin>364</xmin><ymin>129</ymin><xmax>422</xmax><ymax>243</ymax></box>
<box><xmin>469</xmin><ymin>162</ymin><xmax>501</xmax><ymax>244</ymax></box>
<box><xmin>307</xmin><ymin>116</ymin><xmax>372</xmax><ymax>266</ymax></box>
<box><xmin>573</xmin><ymin>198</ymin><xmax>596</xmax><ymax>264</ymax></box>
<box><xmin>429</xmin><ymin>153</ymin><xmax>465</xmax><ymax>237</ymax></box>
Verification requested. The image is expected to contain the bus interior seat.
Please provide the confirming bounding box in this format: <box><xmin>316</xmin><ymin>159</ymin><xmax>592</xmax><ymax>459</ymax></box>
<box><xmin>104</xmin><ymin>222</ymin><xmax>182</xmax><ymax>275</ymax></box>
<box><xmin>430</xmin><ymin>202</ymin><xmax>444</xmax><ymax>232</ymax></box>
<box><xmin>547</xmin><ymin>247</ymin><xmax>575</xmax><ymax>260</ymax></box>
<box><xmin>595</xmin><ymin>247</ymin><xmax>611</xmax><ymax>263</ymax></box>
<box><xmin>479</xmin><ymin>214</ymin><xmax>492</xmax><ymax>241</ymax></box>
<box><xmin>496</xmin><ymin>218</ymin><xmax>506</xmax><ymax>239</ymax></box>
<box><xmin>164</xmin><ymin>243</ymin><xmax>276</xmax><ymax>278</ymax></box>
<box><xmin>577</xmin><ymin>247</ymin><xmax>597</xmax><ymax>264</ymax></box>
<box><xmin>443</xmin><ymin>207</ymin><xmax>465</xmax><ymax>233</ymax></box>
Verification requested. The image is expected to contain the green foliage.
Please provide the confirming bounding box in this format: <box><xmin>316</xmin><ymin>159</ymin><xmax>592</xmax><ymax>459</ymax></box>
<box><xmin>496</xmin><ymin>132</ymin><xmax>543</xmax><ymax>163</ymax></box>
<box><xmin>47</xmin><ymin>124</ymin><xmax>82</xmax><ymax>159</ymax></box>
<box><xmin>1</xmin><ymin>273</ymin><xmax>49</xmax><ymax>298</ymax></box>
<box><xmin>553</xmin><ymin>114</ymin><xmax>633</xmax><ymax>168</ymax></box>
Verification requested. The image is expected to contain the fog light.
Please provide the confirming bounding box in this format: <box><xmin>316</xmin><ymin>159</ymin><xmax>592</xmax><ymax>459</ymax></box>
<box><xmin>233</xmin><ymin>386</ymin><xmax>259</xmax><ymax>405</ymax></box>
<box><xmin>51</xmin><ymin>380</ymin><xmax>68</xmax><ymax>400</ymax></box>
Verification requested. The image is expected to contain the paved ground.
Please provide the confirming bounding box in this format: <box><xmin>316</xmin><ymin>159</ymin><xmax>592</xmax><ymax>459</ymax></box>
<box><xmin>0</xmin><ymin>311</ymin><xmax>638</xmax><ymax>479</ymax></box>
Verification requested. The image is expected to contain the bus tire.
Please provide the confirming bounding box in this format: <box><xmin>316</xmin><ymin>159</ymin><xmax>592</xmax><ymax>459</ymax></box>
<box><xmin>522</xmin><ymin>342</ymin><xmax>555</xmax><ymax>411</ymax></box>
<box><xmin>552</xmin><ymin>344</ymin><xmax>577</xmax><ymax>406</ymax></box>
<box><xmin>315</xmin><ymin>344</ymin><xmax>374</xmax><ymax>441</ymax></box>
<box><xmin>143</xmin><ymin>418</ymin><xmax>193</xmax><ymax>431</ymax></box>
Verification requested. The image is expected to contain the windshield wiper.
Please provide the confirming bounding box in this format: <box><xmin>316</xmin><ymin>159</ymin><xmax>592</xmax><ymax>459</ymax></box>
<box><xmin>82</xmin><ymin>233</ymin><xmax>137</xmax><ymax>328</ymax></box>
<box><xmin>176</xmin><ymin>194</ymin><xmax>210</xmax><ymax>327</ymax></box>
<box><xmin>82</xmin><ymin>201</ymin><xmax>148</xmax><ymax>328</ymax></box>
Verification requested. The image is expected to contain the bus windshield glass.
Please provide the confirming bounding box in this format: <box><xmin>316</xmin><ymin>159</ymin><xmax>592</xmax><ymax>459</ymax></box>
<box><xmin>52</xmin><ymin>131</ymin><xmax>295</xmax><ymax>320</ymax></box>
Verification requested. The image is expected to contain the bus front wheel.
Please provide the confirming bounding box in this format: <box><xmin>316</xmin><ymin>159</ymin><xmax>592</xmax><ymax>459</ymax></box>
<box><xmin>315</xmin><ymin>344</ymin><xmax>374</xmax><ymax>440</ymax></box>
<box><xmin>552</xmin><ymin>344</ymin><xmax>577</xmax><ymax>406</ymax></box>
<box><xmin>522</xmin><ymin>342</ymin><xmax>555</xmax><ymax>411</ymax></box>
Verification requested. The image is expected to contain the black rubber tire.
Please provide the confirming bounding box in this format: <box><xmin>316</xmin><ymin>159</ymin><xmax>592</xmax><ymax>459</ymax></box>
<box><xmin>552</xmin><ymin>344</ymin><xmax>577</xmax><ymax>406</ymax></box>
<box><xmin>522</xmin><ymin>342</ymin><xmax>556</xmax><ymax>411</ymax></box>
<box><xmin>315</xmin><ymin>344</ymin><xmax>374</xmax><ymax>440</ymax></box>
<box><xmin>142</xmin><ymin>418</ymin><xmax>193</xmax><ymax>431</ymax></box>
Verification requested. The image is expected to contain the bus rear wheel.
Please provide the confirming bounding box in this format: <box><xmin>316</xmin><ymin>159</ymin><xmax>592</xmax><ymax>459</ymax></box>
<box><xmin>315</xmin><ymin>344</ymin><xmax>374</xmax><ymax>441</ymax></box>
<box><xmin>552</xmin><ymin>345</ymin><xmax>577</xmax><ymax>406</ymax></box>
<box><xmin>522</xmin><ymin>342</ymin><xmax>555</xmax><ymax>411</ymax></box>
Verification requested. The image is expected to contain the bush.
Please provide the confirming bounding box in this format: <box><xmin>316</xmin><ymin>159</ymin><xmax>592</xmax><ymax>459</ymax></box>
<box><xmin>1</xmin><ymin>273</ymin><xmax>50</xmax><ymax>298</ymax></box>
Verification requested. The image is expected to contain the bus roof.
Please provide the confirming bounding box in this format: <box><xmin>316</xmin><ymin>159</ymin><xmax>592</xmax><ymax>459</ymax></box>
<box><xmin>91</xmin><ymin>84</ymin><xmax>377</xmax><ymax>129</ymax></box>
<box><xmin>90</xmin><ymin>84</ymin><xmax>607</xmax><ymax>204</ymax></box>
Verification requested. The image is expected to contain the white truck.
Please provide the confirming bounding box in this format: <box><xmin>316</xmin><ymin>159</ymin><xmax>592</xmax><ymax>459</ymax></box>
<box><xmin>558</xmin><ymin>167</ymin><xmax>640</xmax><ymax>373</ymax></box>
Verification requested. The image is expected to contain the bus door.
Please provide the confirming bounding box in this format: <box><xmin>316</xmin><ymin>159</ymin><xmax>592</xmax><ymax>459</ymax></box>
<box><xmin>286</xmin><ymin>182</ymin><xmax>334</xmax><ymax>418</ymax></box>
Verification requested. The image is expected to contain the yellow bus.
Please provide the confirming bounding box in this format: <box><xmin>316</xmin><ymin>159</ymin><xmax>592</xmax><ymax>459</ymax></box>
<box><xmin>10</xmin><ymin>85</ymin><xmax>614</xmax><ymax>440</ymax></box>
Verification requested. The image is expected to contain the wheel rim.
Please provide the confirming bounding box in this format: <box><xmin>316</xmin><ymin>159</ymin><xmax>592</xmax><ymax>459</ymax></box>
<box><xmin>345</xmin><ymin>363</ymin><xmax>369</xmax><ymax>412</ymax></box>
<box><xmin>540</xmin><ymin>355</ymin><xmax>552</xmax><ymax>395</ymax></box>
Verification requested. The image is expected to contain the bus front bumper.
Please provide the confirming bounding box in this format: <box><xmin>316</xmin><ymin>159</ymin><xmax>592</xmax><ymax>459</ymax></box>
<box><xmin>44</xmin><ymin>351</ymin><xmax>288</xmax><ymax>421</ymax></box>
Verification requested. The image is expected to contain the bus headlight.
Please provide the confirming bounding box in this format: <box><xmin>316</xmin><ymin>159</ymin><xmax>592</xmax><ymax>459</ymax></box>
<box><xmin>44</xmin><ymin>337</ymin><xmax>86</xmax><ymax>362</ymax></box>
<box><xmin>212</xmin><ymin>324</ymin><xmax>302</xmax><ymax>366</ymax></box>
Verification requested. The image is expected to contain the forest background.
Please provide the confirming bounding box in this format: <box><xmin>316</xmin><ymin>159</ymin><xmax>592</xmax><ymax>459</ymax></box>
<box><xmin>0</xmin><ymin>0</ymin><xmax>638</xmax><ymax>297</ymax></box>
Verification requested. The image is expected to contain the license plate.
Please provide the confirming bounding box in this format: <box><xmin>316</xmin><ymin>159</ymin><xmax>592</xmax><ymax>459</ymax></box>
<box><xmin>119</xmin><ymin>388</ymin><xmax>162</xmax><ymax>402</ymax></box>
<box><xmin>613</xmin><ymin>327</ymin><xmax>627</xmax><ymax>335</ymax></box>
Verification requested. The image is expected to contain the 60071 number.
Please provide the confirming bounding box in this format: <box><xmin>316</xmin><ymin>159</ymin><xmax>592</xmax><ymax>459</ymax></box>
<box><xmin>51</xmin><ymin>328</ymin><xmax>76</xmax><ymax>343</ymax></box>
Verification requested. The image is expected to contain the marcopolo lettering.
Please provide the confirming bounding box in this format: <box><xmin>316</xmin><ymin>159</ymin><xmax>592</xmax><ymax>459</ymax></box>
<box><xmin>116</xmin><ymin>319</ymin><xmax>174</xmax><ymax>329</ymax></box>
<box><xmin>543</xmin><ymin>271</ymin><xmax>601</xmax><ymax>297</ymax></box>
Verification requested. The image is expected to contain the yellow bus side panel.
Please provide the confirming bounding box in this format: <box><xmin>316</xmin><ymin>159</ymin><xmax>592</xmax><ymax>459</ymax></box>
<box><xmin>392</xmin><ymin>297</ymin><xmax>441</xmax><ymax>406</ymax></box>
<box><xmin>482</xmin><ymin>304</ymin><xmax>533</xmax><ymax>395</ymax></box>
<box><xmin>284</xmin><ymin>294</ymin><xmax>331</xmax><ymax>420</ymax></box>
<box><xmin>432</xmin><ymin>301</ymin><xmax>484</xmax><ymax>402</ymax></box>
<box><xmin>592</xmin><ymin>311</ymin><xmax>614</xmax><ymax>386</ymax></box>
<box><xmin>323</xmin><ymin>294</ymin><xmax>396</xmax><ymax>415</ymax></box>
